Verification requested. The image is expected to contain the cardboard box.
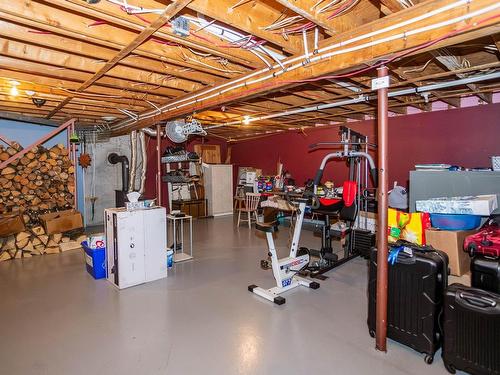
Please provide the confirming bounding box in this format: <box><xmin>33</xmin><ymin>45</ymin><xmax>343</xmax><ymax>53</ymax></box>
<box><xmin>39</xmin><ymin>209</ymin><xmax>83</xmax><ymax>235</ymax></box>
<box><xmin>416</xmin><ymin>194</ymin><xmax>498</xmax><ymax>216</ymax></box>
<box><xmin>425</xmin><ymin>228</ymin><xmax>476</xmax><ymax>276</ymax></box>
<box><xmin>0</xmin><ymin>214</ymin><xmax>25</xmax><ymax>237</ymax></box>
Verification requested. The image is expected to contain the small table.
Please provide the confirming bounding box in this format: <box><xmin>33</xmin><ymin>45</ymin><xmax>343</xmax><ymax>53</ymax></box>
<box><xmin>166</xmin><ymin>214</ymin><xmax>193</xmax><ymax>262</ymax></box>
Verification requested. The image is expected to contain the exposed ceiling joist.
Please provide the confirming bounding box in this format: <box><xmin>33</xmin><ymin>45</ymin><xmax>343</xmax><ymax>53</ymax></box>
<box><xmin>110</xmin><ymin>0</ymin><xmax>500</xmax><ymax>134</ymax></box>
<box><xmin>46</xmin><ymin>0</ymin><xmax>193</xmax><ymax>119</ymax></box>
<box><xmin>275</xmin><ymin>0</ymin><xmax>380</xmax><ymax>35</ymax></box>
<box><xmin>41</xmin><ymin>0</ymin><xmax>262</xmax><ymax>68</ymax></box>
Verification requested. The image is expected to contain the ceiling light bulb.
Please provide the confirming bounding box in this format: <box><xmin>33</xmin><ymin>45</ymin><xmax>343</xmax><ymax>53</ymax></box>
<box><xmin>10</xmin><ymin>86</ymin><xmax>19</xmax><ymax>96</ymax></box>
<box><xmin>243</xmin><ymin>115</ymin><xmax>251</xmax><ymax>125</ymax></box>
<box><xmin>25</xmin><ymin>90</ymin><xmax>36</xmax><ymax>96</ymax></box>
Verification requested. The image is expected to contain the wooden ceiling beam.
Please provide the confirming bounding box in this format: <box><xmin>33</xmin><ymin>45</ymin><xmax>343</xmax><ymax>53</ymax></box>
<box><xmin>274</xmin><ymin>0</ymin><xmax>381</xmax><ymax>35</ymax></box>
<box><xmin>0</xmin><ymin>70</ymin><xmax>170</xmax><ymax>106</ymax></box>
<box><xmin>47</xmin><ymin>0</ymin><xmax>193</xmax><ymax>118</ymax></box>
<box><xmin>0</xmin><ymin>56</ymin><xmax>183</xmax><ymax>99</ymax></box>
<box><xmin>0</xmin><ymin>39</ymin><xmax>202</xmax><ymax>93</ymax></box>
<box><xmin>186</xmin><ymin>0</ymin><xmax>301</xmax><ymax>53</ymax></box>
<box><xmin>0</xmin><ymin>21</ymin><xmax>222</xmax><ymax>85</ymax></box>
<box><xmin>0</xmin><ymin>1</ymin><xmax>244</xmax><ymax>79</ymax></box>
<box><xmin>431</xmin><ymin>49</ymin><xmax>492</xmax><ymax>103</ymax></box>
<box><xmin>41</xmin><ymin>0</ymin><xmax>261</xmax><ymax>68</ymax></box>
<box><xmin>112</xmin><ymin>0</ymin><xmax>500</xmax><ymax>134</ymax></box>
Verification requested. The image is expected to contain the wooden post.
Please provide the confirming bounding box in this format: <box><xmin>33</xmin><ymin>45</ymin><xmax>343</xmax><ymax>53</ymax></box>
<box><xmin>375</xmin><ymin>65</ymin><xmax>389</xmax><ymax>352</ymax></box>
<box><xmin>156</xmin><ymin>123</ymin><xmax>162</xmax><ymax>207</ymax></box>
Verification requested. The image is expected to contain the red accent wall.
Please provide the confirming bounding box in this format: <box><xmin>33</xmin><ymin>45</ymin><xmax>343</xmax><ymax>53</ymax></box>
<box><xmin>144</xmin><ymin>136</ymin><xmax>227</xmax><ymax>203</ymax></box>
<box><xmin>230</xmin><ymin>103</ymin><xmax>500</xmax><ymax>188</ymax></box>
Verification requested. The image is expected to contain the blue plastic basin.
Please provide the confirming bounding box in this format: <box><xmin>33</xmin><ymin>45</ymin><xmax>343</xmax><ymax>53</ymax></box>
<box><xmin>430</xmin><ymin>213</ymin><xmax>481</xmax><ymax>231</ymax></box>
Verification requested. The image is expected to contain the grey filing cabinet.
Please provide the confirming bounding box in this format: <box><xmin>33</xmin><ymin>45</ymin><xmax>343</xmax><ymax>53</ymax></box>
<box><xmin>409</xmin><ymin>171</ymin><xmax>500</xmax><ymax>212</ymax></box>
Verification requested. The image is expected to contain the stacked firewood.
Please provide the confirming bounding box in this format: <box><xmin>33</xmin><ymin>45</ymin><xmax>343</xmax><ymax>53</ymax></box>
<box><xmin>0</xmin><ymin>142</ymin><xmax>75</xmax><ymax>213</ymax></box>
<box><xmin>0</xmin><ymin>141</ymin><xmax>80</xmax><ymax>261</ymax></box>
<box><xmin>0</xmin><ymin>221</ymin><xmax>85</xmax><ymax>261</ymax></box>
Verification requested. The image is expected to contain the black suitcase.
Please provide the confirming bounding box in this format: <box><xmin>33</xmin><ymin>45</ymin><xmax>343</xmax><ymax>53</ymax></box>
<box><xmin>442</xmin><ymin>284</ymin><xmax>500</xmax><ymax>374</ymax></box>
<box><xmin>368</xmin><ymin>245</ymin><xmax>448</xmax><ymax>364</ymax></box>
<box><xmin>471</xmin><ymin>256</ymin><xmax>500</xmax><ymax>294</ymax></box>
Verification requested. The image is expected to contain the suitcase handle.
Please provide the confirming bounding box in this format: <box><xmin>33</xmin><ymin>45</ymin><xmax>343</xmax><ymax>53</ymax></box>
<box><xmin>459</xmin><ymin>292</ymin><xmax>497</xmax><ymax>308</ymax></box>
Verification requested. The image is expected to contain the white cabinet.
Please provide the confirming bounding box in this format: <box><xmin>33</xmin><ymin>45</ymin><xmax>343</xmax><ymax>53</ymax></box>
<box><xmin>105</xmin><ymin>207</ymin><xmax>167</xmax><ymax>289</ymax></box>
<box><xmin>203</xmin><ymin>164</ymin><xmax>233</xmax><ymax>216</ymax></box>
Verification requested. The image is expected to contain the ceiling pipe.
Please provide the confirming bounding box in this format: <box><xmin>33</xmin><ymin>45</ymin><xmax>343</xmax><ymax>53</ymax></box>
<box><xmin>111</xmin><ymin>0</ymin><xmax>500</xmax><ymax>130</ymax></box>
<box><xmin>205</xmin><ymin>70</ymin><xmax>500</xmax><ymax>128</ymax></box>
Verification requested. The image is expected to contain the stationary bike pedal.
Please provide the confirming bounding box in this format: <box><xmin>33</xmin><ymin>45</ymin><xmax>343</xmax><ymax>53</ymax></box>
<box><xmin>260</xmin><ymin>259</ymin><xmax>271</xmax><ymax>270</ymax></box>
<box><xmin>309</xmin><ymin>282</ymin><xmax>320</xmax><ymax>290</ymax></box>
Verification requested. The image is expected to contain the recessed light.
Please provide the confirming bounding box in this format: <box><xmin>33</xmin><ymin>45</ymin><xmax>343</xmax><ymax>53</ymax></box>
<box><xmin>9</xmin><ymin>80</ymin><xmax>20</xmax><ymax>86</ymax></box>
<box><xmin>25</xmin><ymin>90</ymin><xmax>36</xmax><ymax>96</ymax></box>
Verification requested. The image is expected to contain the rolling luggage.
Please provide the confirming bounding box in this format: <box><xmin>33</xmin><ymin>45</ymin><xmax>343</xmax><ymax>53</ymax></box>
<box><xmin>471</xmin><ymin>256</ymin><xmax>500</xmax><ymax>294</ymax></box>
<box><xmin>442</xmin><ymin>284</ymin><xmax>500</xmax><ymax>374</ymax></box>
<box><xmin>368</xmin><ymin>245</ymin><xmax>448</xmax><ymax>364</ymax></box>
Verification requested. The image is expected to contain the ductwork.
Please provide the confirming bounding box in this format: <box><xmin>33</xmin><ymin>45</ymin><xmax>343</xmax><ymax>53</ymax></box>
<box><xmin>129</xmin><ymin>131</ymin><xmax>137</xmax><ymax>192</ymax></box>
<box><xmin>141</xmin><ymin>127</ymin><xmax>164</xmax><ymax>137</ymax></box>
<box><xmin>138</xmin><ymin>131</ymin><xmax>147</xmax><ymax>194</ymax></box>
<box><xmin>108</xmin><ymin>152</ymin><xmax>130</xmax><ymax>192</ymax></box>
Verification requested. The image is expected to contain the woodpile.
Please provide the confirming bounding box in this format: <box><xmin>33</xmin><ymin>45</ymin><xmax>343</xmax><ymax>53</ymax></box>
<box><xmin>0</xmin><ymin>142</ymin><xmax>75</xmax><ymax>214</ymax></box>
<box><xmin>0</xmin><ymin>219</ymin><xmax>85</xmax><ymax>261</ymax></box>
<box><xmin>0</xmin><ymin>141</ymin><xmax>79</xmax><ymax>261</ymax></box>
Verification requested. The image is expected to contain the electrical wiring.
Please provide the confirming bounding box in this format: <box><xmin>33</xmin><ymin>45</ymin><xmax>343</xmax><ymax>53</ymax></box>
<box><xmin>402</xmin><ymin>58</ymin><xmax>433</xmax><ymax>74</ymax></box>
<box><xmin>326</xmin><ymin>0</ymin><xmax>360</xmax><ymax>20</ymax></box>
<box><xmin>111</xmin><ymin>0</ymin><xmax>500</xmax><ymax>131</ymax></box>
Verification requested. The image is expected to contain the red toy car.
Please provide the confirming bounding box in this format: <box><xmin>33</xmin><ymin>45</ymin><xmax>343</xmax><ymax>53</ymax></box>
<box><xmin>464</xmin><ymin>210</ymin><xmax>500</xmax><ymax>258</ymax></box>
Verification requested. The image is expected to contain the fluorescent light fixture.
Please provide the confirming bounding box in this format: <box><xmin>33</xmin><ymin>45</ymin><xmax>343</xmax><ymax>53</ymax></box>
<box><xmin>243</xmin><ymin>115</ymin><xmax>251</xmax><ymax>125</ymax></box>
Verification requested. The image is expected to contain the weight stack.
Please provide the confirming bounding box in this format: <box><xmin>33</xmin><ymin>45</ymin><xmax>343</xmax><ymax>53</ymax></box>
<box><xmin>352</xmin><ymin>229</ymin><xmax>376</xmax><ymax>259</ymax></box>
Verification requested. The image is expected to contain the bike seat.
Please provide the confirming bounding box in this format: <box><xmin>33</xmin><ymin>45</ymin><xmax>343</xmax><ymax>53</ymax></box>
<box><xmin>256</xmin><ymin>221</ymin><xmax>279</xmax><ymax>233</ymax></box>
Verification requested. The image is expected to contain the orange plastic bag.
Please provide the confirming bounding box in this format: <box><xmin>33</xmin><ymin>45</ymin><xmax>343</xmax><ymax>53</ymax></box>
<box><xmin>387</xmin><ymin>208</ymin><xmax>431</xmax><ymax>245</ymax></box>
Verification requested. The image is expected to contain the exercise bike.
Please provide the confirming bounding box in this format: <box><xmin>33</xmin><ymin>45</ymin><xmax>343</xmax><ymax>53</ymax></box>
<box><xmin>248</xmin><ymin>198</ymin><xmax>320</xmax><ymax>305</ymax></box>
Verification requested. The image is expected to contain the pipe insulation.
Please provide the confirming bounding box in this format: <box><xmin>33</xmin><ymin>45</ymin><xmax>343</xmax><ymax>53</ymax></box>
<box><xmin>139</xmin><ymin>131</ymin><xmax>147</xmax><ymax>195</ymax></box>
<box><xmin>129</xmin><ymin>131</ymin><xmax>137</xmax><ymax>192</ymax></box>
<box><xmin>205</xmin><ymin>70</ymin><xmax>500</xmax><ymax>128</ymax></box>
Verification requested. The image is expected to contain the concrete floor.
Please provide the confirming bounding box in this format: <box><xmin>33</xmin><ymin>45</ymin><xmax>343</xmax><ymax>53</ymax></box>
<box><xmin>0</xmin><ymin>216</ymin><xmax>455</xmax><ymax>375</ymax></box>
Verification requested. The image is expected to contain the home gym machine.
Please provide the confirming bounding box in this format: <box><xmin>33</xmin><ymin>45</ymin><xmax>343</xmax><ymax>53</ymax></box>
<box><xmin>248</xmin><ymin>198</ymin><xmax>320</xmax><ymax>305</ymax></box>
<box><xmin>306</xmin><ymin>126</ymin><xmax>377</xmax><ymax>277</ymax></box>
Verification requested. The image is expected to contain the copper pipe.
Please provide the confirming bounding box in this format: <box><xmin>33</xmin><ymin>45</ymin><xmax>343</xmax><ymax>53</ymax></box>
<box><xmin>375</xmin><ymin>65</ymin><xmax>389</xmax><ymax>352</ymax></box>
<box><xmin>156</xmin><ymin>123</ymin><xmax>162</xmax><ymax>207</ymax></box>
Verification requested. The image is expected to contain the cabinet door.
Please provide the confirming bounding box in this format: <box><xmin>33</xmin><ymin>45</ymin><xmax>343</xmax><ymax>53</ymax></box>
<box><xmin>208</xmin><ymin>165</ymin><xmax>233</xmax><ymax>216</ymax></box>
<box><xmin>143</xmin><ymin>208</ymin><xmax>167</xmax><ymax>282</ymax></box>
<box><xmin>194</xmin><ymin>144</ymin><xmax>221</xmax><ymax>164</ymax></box>
<box><xmin>117</xmin><ymin>211</ymin><xmax>145</xmax><ymax>288</ymax></box>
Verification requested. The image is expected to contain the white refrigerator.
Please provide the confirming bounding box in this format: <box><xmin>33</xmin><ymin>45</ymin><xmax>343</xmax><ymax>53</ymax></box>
<box><xmin>105</xmin><ymin>207</ymin><xmax>167</xmax><ymax>289</ymax></box>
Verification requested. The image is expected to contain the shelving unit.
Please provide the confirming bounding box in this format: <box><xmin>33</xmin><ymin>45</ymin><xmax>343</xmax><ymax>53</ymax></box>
<box><xmin>161</xmin><ymin>154</ymin><xmax>200</xmax><ymax>213</ymax></box>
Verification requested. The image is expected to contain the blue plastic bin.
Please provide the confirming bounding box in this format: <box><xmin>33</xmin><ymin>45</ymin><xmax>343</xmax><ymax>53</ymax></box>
<box><xmin>430</xmin><ymin>213</ymin><xmax>481</xmax><ymax>231</ymax></box>
<box><xmin>82</xmin><ymin>241</ymin><xmax>106</xmax><ymax>279</ymax></box>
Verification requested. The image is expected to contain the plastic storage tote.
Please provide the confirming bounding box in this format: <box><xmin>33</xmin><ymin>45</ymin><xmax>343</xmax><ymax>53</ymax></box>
<box><xmin>82</xmin><ymin>241</ymin><xmax>106</xmax><ymax>279</ymax></box>
<box><xmin>430</xmin><ymin>213</ymin><xmax>481</xmax><ymax>231</ymax></box>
